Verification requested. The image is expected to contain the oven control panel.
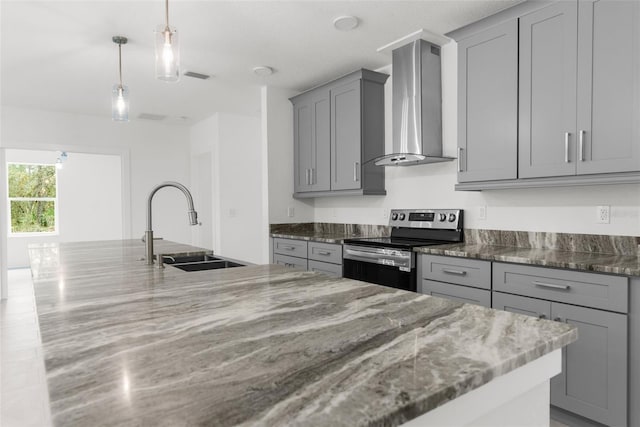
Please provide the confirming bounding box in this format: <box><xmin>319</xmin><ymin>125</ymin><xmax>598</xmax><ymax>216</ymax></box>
<box><xmin>389</xmin><ymin>209</ymin><xmax>463</xmax><ymax>229</ymax></box>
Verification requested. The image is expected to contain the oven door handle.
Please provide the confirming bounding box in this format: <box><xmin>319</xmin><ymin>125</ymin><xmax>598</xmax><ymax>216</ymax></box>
<box><xmin>345</xmin><ymin>249</ymin><xmax>409</xmax><ymax>261</ymax></box>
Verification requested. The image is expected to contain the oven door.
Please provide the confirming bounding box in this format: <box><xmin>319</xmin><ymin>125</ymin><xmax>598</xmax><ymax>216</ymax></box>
<box><xmin>342</xmin><ymin>245</ymin><xmax>416</xmax><ymax>292</ymax></box>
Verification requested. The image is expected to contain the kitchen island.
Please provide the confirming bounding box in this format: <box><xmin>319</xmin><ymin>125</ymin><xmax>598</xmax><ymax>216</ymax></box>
<box><xmin>29</xmin><ymin>240</ymin><xmax>576</xmax><ymax>426</ymax></box>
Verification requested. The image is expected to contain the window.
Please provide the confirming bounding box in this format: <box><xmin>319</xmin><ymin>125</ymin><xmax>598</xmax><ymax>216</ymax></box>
<box><xmin>8</xmin><ymin>163</ymin><xmax>57</xmax><ymax>234</ymax></box>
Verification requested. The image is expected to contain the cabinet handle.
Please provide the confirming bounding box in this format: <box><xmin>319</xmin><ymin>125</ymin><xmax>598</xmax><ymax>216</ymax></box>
<box><xmin>317</xmin><ymin>251</ymin><xmax>331</xmax><ymax>256</ymax></box>
<box><xmin>532</xmin><ymin>281</ymin><xmax>571</xmax><ymax>291</ymax></box>
<box><xmin>579</xmin><ymin>130</ymin><xmax>585</xmax><ymax>162</ymax></box>
<box><xmin>306</xmin><ymin>169</ymin><xmax>310</xmax><ymax>185</ymax></box>
<box><xmin>282</xmin><ymin>246</ymin><xmax>295</xmax><ymax>251</ymax></box>
<box><xmin>311</xmin><ymin>168</ymin><xmax>315</xmax><ymax>185</ymax></box>
<box><xmin>564</xmin><ymin>132</ymin><xmax>571</xmax><ymax>163</ymax></box>
<box><xmin>442</xmin><ymin>269</ymin><xmax>467</xmax><ymax>276</ymax></box>
<box><xmin>353</xmin><ymin>162</ymin><xmax>360</xmax><ymax>182</ymax></box>
<box><xmin>457</xmin><ymin>147</ymin><xmax>464</xmax><ymax>172</ymax></box>
<box><xmin>538</xmin><ymin>314</ymin><xmax>547</xmax><ymax>319</ymax></box>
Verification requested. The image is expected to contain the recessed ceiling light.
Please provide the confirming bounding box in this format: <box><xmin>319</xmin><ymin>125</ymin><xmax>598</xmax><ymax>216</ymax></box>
<box><xmin>333</xmin><ymin>15</ymin><xmax>359</xmax><ymax>31</ymax></box>
<box><xmin>253</xmin><ymin>66</ymin><xmax>274</xmax><ymax>76</ymax></box>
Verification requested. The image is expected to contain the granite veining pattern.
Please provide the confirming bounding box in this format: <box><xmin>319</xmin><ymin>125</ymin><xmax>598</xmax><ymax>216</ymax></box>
<box><xmin>417</xmin><ymin>229</ymin><xmax>640</xmax><ymax>276</ymax></box>
<box><xmin>29</xmin><ymin>240</ymin><xmax>576</xmax><ymax>426</ymax></box>
<box><xmin>270</xmin><ymin>222</ymin><xmax>390</xmax><ymax>244</ymax></box>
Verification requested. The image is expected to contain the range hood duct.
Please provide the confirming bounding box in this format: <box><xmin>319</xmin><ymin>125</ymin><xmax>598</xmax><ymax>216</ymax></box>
<box><xmin>374</xmin><ymin>39</ymin><xmax>454</xmax><ymax>166</ymax></box>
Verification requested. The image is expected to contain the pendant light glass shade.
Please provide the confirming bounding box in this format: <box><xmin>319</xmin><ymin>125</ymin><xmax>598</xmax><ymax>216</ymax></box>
<box><xmin>112</xmin><ymin>36</ymin><xmax>129</xmax><ymax>122</ymax></box>
<box><xmin>111</xmin><ymin>84</ymin><xmax>130</xmax><ymax>121</ymax></box>
<box><xmin>155</xmin><ymin>25</ymin><xmax>180</xmax><ymax>81</ymax></box>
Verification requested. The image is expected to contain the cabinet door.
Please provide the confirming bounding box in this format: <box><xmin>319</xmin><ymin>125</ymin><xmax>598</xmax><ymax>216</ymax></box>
<box><xmin>420</xmin><ymin>280</ymin><xmax>491</xmax><ymax>308</ymax></box>
<box><xmin>293</xmin><ymin>96</ymin><xmax>313</xmax><ymax>193</ymax></box>
<box><xmin>457</xmin><ymin>20</ymin><xmax>518</xmax><ymax>182</ymax></box>
<box><xmin>576</xmin><ymin>0</ymin><xmax>640</xmax><ymax>174</ymax></box>
<box><xmin>330</xmin><ymin>80</ymin><xmax>362</xmax><ymax>191</ymax></box>
<box><xmin>550</xmin><ymin>302</ymin><xmax>627</xmax><ymax>427</ymax></box>
<box><xmin>519</xmin><ymin>2</ymin><xmax>578</xmax><ymax>178</ymax></box>
<box><xmin>293</xmin><ymin>91</ymin><xmax>330</xmax><ymax>193</ymax></box>
<box><xmin>492</xmin><ymin>292</ymin><xmax>551</xmax><ymax>320</ymax></box>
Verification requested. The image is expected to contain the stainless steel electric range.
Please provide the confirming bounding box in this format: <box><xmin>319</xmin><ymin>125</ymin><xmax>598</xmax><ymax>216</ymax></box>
<box><xmin>342</xmin><ymin>209</ymin><xmax>464</xmax><ymax>292</ymax></box>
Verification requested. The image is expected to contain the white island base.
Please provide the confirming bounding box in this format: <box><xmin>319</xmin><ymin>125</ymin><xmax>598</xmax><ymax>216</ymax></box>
<box><xmin>402</xmin><ymin>349</ymin><xmax>561</xmax><ymax>427</ymax></box>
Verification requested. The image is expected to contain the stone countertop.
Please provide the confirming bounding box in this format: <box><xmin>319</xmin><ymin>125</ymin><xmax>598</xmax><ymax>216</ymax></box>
<box><xmin>29</xmin><ymin>239</ymin><xmax>576</xmax><ymax>427</ymax></box>
<box><xmin>271</xmin><ymin>231</ymin><xmax>370</xmax><ymax>244</ymax></box>
<box><xmin>415</xmin><ymin>243</ymin><xmax>640</xmax><ymax>276</ymax></box>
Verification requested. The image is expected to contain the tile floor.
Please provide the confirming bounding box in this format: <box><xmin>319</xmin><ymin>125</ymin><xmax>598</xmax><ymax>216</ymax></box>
<box><xmin>1</xmin><ymin>268</ymin><xmax>570</xmax><ymax>427</ymax></box>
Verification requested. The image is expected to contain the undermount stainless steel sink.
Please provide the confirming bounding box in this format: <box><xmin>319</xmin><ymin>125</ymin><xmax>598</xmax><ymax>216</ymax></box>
<box><xmin>162</xmin><ymin>254</ymin><xmax>245</xmax><ymax>272</ymax></box>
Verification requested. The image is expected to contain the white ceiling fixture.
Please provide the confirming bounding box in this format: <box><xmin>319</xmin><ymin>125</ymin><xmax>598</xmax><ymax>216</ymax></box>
<box><xmin>333</xmin><ymin>15</ymin><xmax>359</xmax><ymax>31</ymax></box>
<box><xmin>253</xmin><ymin>66</ymin><xmax>274</xmax><ymax>77</ymax></box>
<box><xmin>155</xmin><ymin>0</ymin><xmax>180</xmax><ymax>82</ymax></box>
<box><xmin>111</xmin><ymin>36</ymin><xmax>129</xmax><ymax>122</ymax></box>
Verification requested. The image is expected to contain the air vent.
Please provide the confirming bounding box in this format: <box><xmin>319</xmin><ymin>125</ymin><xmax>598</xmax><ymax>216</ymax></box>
<box><xmin>183</xmin><ymin>71</ymin><xmax>211</xmax><ymax>80</ymax></box>
<box><xmin>138</xmin><ymin>113</ymin><xmax>167</xmax><ymax>121</ymax></box>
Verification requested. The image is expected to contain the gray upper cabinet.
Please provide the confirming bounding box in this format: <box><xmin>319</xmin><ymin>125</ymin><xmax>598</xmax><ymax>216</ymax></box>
<box><xmin>519</xmin><ymin>2</ymin><xmax>578</xmax><ymax>179</ymax></box>
<box><xmin>452</xmin><ymin>0</ymin><xmax>640</xmax><ymax>190</ymax></box>
<box><xmin>576</xmin><ymin>0</ymin><xmax>640</xmax><ymax>174</ymax></box>
<box><xmin>291</xmin><ymin>69</ymin><xmax>388</xmax><ymax>198</ymax></box>
<box><xmin>457</xmin><ymin>19</ymin><xmax>518</xmax><ymax>182</ymax></box>
<box><xmin>331</xmin><ymin>79</ymin><xmax>362</xmax><ymax>191</ymax></box>
<box><xmin>292</xmin><ymin>90</ymin><xmax>330</xmax><ymax>193</ymax></box>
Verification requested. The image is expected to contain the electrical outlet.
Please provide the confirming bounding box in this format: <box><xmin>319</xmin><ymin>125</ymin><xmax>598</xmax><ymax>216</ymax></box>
<box><xmin>596</xmin><ymin>205</ymin><xmax>610</xmax><ymax>224</ymax></box>
<box><xmin>479</xmin><ymin>206</ymin><xmax>487</xmax><ymax>220</ymax></box>
<box><xmin>228</xmin><ymin>208</ymin><xmax>237</xmax><ymax>218</ymax></box>
<box><xmin>382</xmin><ymin>210</ymin><xmax>389</xmax><ymax>220</ymax></box>
<box><xmin>287</xmin><ymin>207</ymin><xmax>295</xmax><ymax>218</ymax></box>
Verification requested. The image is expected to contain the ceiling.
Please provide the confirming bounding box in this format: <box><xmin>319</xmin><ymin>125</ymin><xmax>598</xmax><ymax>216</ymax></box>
<box><xmin>1</xmin><ymin>1</ymin><xmax>521</xmax><ymax>125</ymax></box>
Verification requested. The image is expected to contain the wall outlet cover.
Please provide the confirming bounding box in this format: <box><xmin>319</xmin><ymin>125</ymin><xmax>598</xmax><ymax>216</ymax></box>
<box><xmin>287</xmin><ymin>207</ymin><xmax>295</xmax><ymax>218</ymax></box>
<box><xmin>479</xmin><ymin>206</ymin><xmax>487</xmax><ymax>220</ymax></box>
<box><xmin>596</xmin><ymin>205</ymin><xmax>610</xmax><ymax>224</ymax></box>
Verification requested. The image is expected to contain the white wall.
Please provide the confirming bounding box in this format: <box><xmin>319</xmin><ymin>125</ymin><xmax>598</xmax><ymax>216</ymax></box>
<box><xmin>1</xmin><ymin>106</ymin><xmax>196</xmax><ymax>243</ymax></box>
<box><xmin>190</xmin><ymin>112</ymin><xmax>268</xmax><ymax>264</ymax></box>
<box><xmin>6</xmin><ymin>149</ymin><xmax>123</xmax><ymax>268</ymax></box>
<box><xmin>311</xmin><ymin>44</ymin><xmax>640</xmax><ymax>236</ymax></box>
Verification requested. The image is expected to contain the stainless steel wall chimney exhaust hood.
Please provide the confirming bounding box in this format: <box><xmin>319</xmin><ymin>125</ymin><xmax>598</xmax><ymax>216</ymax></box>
<box><xmin>374</xmin><ymin>39</ymin><xmax>454</xmax><ymax>166</ymax></box>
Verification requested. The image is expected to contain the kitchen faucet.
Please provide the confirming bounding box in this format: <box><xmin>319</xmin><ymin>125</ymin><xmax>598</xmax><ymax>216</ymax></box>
<box><xmin>145</xmin><ymin>181</ymin><xmax>198</xmax><ymax>265</ymax></box>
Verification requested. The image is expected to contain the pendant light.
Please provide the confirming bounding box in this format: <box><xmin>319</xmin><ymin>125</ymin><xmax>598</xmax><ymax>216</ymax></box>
<box><xmin>111</xmin><ymin>36</ymin><xmax>130</xmax><ymax>122</ymax></box>
<box><xmin>155</xmin><ymin>0</ymin><xmax>180</xmax><ymax>82</ymax></box>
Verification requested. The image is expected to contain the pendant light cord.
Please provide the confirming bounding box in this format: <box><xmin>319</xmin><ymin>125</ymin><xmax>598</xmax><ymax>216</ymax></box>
<box><xmin>165</xmin><ymin>0</ymin><xmax>170</xmax><ymax>30</ymax></box>
<box><xmin>118</xmin><ymin>42</ymin><xmax>123</xmax><ymax>88</ymax></box>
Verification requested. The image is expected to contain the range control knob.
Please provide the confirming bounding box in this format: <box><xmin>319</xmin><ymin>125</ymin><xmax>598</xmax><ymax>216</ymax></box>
<box><xmin>448</xmin><ymin>213</ymin><xmax>457</xmax><ymax>222</ymax></box>
<box><xmin>391</xmin><ymin>213</ymin><xmax>398</xmax><ymax>221</ymax></box>
<box><xmin>439</xmin><ymin>213</ymin><xmax>447</xmax><ymax>221</ymax></box>
<box><xmin>399</xmin><ymin>213</ymin><xmax>406</xmax><ymax>221</ymax></box>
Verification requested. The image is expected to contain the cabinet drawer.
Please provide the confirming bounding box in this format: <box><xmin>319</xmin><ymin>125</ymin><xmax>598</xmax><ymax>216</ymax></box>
<box><xmin>493</xmin><ymin>292</ymin><xmax>551</xmax><ymax>320</ymax></box>
<box><xmin>273</xmin><ymin>238</ymin><xmax>308</xmax><ymax>258</ymax></box>
<box><xmin>273</xmin><ymin>253</ymin><xmax>307</xmax><ymax>270</ymax></box>
<box><xmin>419</xmin><ymin>279</ymin><xmax>491</xmax><ymax>308</ymax></box>
<box><xmin>493</xmin><ymin>263</ymin><xmax>628</xmax><ymax>313</ymax></box>
<box><xmin>308</xmin><ymin>260</ymin><xmax>342</xmax><ymax>278</ymax></box>
<box><xmin>308</xmin><ymin>242</ymin><xmax>342</xmax><ymax>265</ymax></box>
<box><xmin>421</xmin><ymin>255</ymin><xmax>491</xmax><ymax>290</ymax></box>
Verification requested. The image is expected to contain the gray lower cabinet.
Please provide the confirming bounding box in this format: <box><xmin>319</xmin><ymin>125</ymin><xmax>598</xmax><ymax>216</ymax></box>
<box><xmin>420</xmin><ymin>279</ymin><xmax>491</xmax><ymax>308</ymax></box>
<box><xmin>492</xmin><ymin>262</ymin><xmax>628</xmax><ymax>427</ymax></box>
<box><xmin>290</xmin><ymin>69</ymin><xmax>388</xmax><ymax>198</ymax></box>
<box><xmin>457</xmin><ymin>19</ymin><xmax>518</xmax><ymax>182</ymax></box>
<box><xmin>273</xmin><ymin>238</ymin><xmax>342</xmax><ymax>278</ymax></box>
<box><xmin>419</xmin><ymin>255</ymin><xmax>491</xmax><ymax>308</ymax></box>
<box><xmin>273</xmin><ymin>253</ymin><xmax>308</xmax><ymax>270</ymax></box>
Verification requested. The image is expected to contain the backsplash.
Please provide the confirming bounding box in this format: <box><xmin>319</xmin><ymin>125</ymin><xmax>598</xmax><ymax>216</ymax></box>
<box><xmin>464</xmin><ymin>229</ymin><xmax>640</xmax><ymax>256</ymax></box>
